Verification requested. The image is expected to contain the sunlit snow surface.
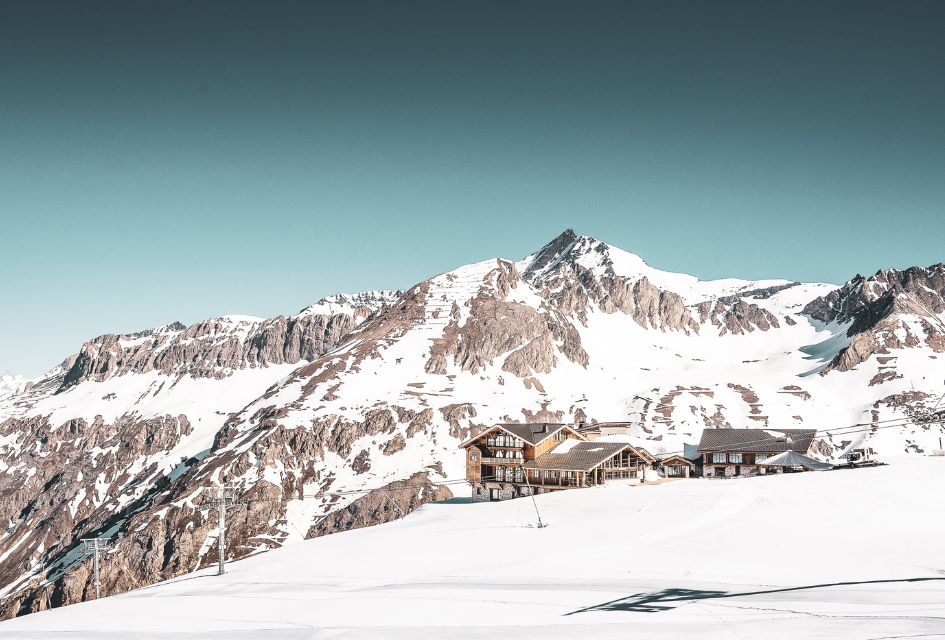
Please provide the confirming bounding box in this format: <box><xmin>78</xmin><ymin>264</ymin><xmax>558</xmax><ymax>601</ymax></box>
<box><xmin>4</xmin><ymin>457</ymin><xmax>945</xmax><ymax>639</ymax></box>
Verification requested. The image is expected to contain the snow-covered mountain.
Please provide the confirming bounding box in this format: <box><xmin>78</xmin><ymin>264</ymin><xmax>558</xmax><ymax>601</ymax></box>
<box><xmin>0</xmin><ymin>374</ymin><xmax>26</xmax><ymax>397</ymax></box>
<box><xmin>1</xmin><ymin>230</ymin><xmax>943</xmax><ymax>618</ymax></box>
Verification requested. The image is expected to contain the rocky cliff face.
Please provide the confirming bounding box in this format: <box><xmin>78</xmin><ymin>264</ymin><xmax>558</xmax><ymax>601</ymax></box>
<box><xmin>803</xmin><ymin>265</ymin><xmax>945</xmax><ymax>371</ymax></box>
<box><xmin>61</xmin><ymin>291</ymin><xmax>402</xmax><ymax>389</ymax></box>
<box><xmin>1</xmin><ymin>233</ymin><xmax>942</xmax><ymax>621</ymax></box>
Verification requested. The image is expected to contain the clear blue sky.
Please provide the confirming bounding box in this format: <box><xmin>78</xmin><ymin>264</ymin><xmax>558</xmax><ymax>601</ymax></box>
<box><xmin>1</xmin><ymin>1</ymin><xmax>943</xmax><ymax>376</ymax></box>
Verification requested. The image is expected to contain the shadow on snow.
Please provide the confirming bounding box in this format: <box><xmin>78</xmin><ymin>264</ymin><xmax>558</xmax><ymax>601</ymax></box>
<box><xmin>564</xmin><ymin>576</ymin><xmax>945</xmax><ymax>615</ymax></box>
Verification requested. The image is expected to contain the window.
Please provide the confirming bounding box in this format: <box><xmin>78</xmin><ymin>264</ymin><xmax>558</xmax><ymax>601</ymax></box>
<box><xmin>755</xmin><ymin>453</ymin><xmax>768</xmax><ymax>463</ymax></box>
<box><xmin>470</xmin><ymin>453</ymin><xmax>478</xmax><ymax>462</ymax></box>
<box><xmin>729</xmin><ymin>453</ymin><xmax>743</xmax><ymax>464</ymax></box>
<box><xmin>712</xmin><ymin>452</ymin><xmax>726</xmax><ymax>463</ymax></box>
<box><xmin>487</xmin><ymin>437</ymin><xmax>495</xmax><ymax>446</ymax></box>
<box><xmin>543</xmin><ymin>470</ymin><xmax>550</xmax><ymax>479</ymax></box>
<box><xmin>496</xmin><ymin>450</ymin><xmax>504</xmax><ymax>458</ymax></box>
<box><xmin>496</xmin><ymin>467</ymin><xmax>504</xmax><ymax>481</ymax></box>
<box><xmin>515</xmin><ymin>451</ymin><xmax>523</xmax><ymax>459</ymax></box>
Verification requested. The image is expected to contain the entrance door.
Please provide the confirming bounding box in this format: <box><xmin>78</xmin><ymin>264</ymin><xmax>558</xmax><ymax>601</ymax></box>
<box><xmin>490</xmin><ymin>489</ymin><xmax>498</xmax><ymax>500</ymax></box>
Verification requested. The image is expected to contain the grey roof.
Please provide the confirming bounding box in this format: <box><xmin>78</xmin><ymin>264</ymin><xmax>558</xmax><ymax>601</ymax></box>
<box><xmin>757</xmin><ymin>450</ymin><xmax>833</xmax><ymax>470</ymax></box>
<box><xmin>698</xmin><ymin>428</ymin><xmax>815</xmax><ymax>454</ymax></box>
<box><xmin>494</xmin><ymin>423</ymin><xmax>573</xmax><ymax>446</ymax></box>
<box><xmin>524</xmin><ymin>442</ymin><xmax>634</xmax><ymax>472</ymax></box>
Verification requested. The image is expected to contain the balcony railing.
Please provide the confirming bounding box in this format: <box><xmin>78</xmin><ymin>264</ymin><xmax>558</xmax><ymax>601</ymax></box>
<box><xmin>481</xmin><ymin>457</ymin><xmax>524</xmax><ymax>465</ymax></box>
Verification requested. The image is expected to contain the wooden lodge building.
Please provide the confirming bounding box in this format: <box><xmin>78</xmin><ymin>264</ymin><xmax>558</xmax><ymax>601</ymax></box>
<box><xmin>462</xmin><ymin>423</ymin><xmax>656</xmax><ymax>501</ymax></box>
<box><xmin>698</xmin><ymin>428</ymin><xmax>818</xmax><ymax>477</ymax></box>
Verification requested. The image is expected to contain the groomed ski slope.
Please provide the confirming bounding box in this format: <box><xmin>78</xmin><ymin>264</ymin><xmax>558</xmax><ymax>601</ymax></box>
<box><xmin>5</xmin><ymin>458</ymin><xmax>945</xmax><ymax>639</ymax></box>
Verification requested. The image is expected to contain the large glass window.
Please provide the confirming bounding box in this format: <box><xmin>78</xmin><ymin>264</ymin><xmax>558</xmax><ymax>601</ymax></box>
<box><xmin>755</xmin><ymin>453</ymin><xmax>768</xmax><ymax>463</ymax></box>
<box><xmin>729</xmin><ymin>453</ymin><xmax>743</xmax><ymax>464</ymax></box>
<box><xmin>712</xmin><ymin>452</ymin><xmax>726</xmax><ymax>463</ymax></box>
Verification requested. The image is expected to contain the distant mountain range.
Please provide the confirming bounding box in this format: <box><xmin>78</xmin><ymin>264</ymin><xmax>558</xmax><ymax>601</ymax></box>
<box><xmin>1</xmin><ymin>229</ymin><xmax>943</xmax><ymax>618</ymax></box>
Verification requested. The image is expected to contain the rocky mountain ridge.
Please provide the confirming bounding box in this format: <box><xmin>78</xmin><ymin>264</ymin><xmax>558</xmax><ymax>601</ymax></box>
<box><xmin>1</xmin><ymin>230</ymin><xmax>943</xmax><ymax>620</ymax></box>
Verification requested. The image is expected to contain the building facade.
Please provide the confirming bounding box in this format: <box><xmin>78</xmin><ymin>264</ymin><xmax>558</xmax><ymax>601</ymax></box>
<box><xmin>698</xmin><ymin>428</ymin><xmax>817</xmax><ymax>478</ymax></box>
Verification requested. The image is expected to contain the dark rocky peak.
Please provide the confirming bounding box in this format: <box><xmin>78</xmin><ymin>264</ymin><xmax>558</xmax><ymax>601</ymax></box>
<box><xmin>804</xmin><ymin>263</ymin><xmax>945</xmax><ymax>331</ymax></box>
<box><xmin>521</xmin><ymin>228</ymin><xmax>581</xmax><ymax>280</ymax></box>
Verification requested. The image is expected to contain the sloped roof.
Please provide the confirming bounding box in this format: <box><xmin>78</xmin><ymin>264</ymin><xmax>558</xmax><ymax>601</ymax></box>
<box><xmin>523</xmin><ymin>442</ymin><xmax>648</xmax><ymax>472</ymax></box>
<box><xmin>757</xmin><ymin>450</ymin><xmax>833</xmax><ymax>470</ymax></box>
<box><xmin>698</xmin><ymin>428</ymin><xmax>815</xmax><ymax>454</ymax></box>
<box><xmin>659</xmin><ymin>454</ymin><xmax>694</xmax><ymax>467</ymax></box>
<box><xmin>499</xmin><ymin>423</ymin><xmax>574</xmax><ymax>446</ymax></box>
<box><xmin>460</xmin><ymin>423</ymin><xmax>580</xmax><ymax>448</ymax></box>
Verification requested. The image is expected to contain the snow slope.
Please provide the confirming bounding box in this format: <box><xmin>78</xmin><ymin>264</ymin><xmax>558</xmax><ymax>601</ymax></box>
<box><xmin>4</xmin><ymin>457</ymin><xmax>945</xmax><ymax>639</ymax></box>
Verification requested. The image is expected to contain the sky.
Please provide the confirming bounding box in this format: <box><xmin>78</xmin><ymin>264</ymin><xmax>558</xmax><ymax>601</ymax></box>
<box><xmin>1</xmin><ymin>0</ymin><xmax>943</xmax><ymax>376</ymax></box>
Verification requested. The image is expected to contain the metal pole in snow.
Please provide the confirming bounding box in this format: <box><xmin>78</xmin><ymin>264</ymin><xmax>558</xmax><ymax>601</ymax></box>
<box><xmin>522</xmin><ymin>468</ymin><xmax>545</xmax><ymax>528</ymax></box>
<box><xmin>218</xmin><ymin>486</ymin><xmax>226</xmax><ymax>576</ymax></box>
<box><xmin>93</xmin><ymin>543</ymin><xmax>100</xmax><ymax>599</ymax></box>
<box><xmin>81</xmin><ymin>537</ymin><xmax>114</xmax><ymax>600</ymax></box>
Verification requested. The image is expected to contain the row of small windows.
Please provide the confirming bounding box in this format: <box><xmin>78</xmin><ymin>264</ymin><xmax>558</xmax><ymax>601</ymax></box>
<box><xmin>711</xmin><ymin>452</ymin><xmax>769</xmax><ymax>464</ymax></box>
<box><xmin>493</xmin><ymin>468</ymin><xmax>576</xmax><ymax>481</ymax></box>
<box><xmin>486</xmin><ymin>435</ymin><xmax>525</xmax><ymax>448</ymax></box>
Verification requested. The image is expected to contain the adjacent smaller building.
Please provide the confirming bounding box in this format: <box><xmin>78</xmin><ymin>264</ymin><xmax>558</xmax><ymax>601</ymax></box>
<box><xmin>658</xmin><ymin>454</ymin><xmax>695</xmax><ymax>478</ymax></box>
<box><xmin>698</xmin><ymin>428</ymin><xmax>818</xmax><ymax>478</ymax></box>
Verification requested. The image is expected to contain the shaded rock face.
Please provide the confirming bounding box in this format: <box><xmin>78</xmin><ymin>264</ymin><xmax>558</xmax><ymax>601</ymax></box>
<box><xmin>4</xmin><ymin>402</ymin><xmax>452</xmax><ymax>619</ymax></box>
<box><xmin>308</xmin><ymin>473</ymin><xmax>452</xmax><ymax>537</ymax></box>
<box><xmin>803</xmin><ymin>265</ymin><xmax>945</xmax><ymax>372</ymax></box>
<box><xmin>804</xmin><ymin>264</ymin><xmax>945</xmax><ymax>329</ymax></box>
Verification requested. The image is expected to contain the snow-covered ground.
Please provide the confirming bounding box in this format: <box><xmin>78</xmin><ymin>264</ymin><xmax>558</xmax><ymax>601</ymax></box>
<box><xmin>5</xmin><ymin>456</ymin><xmax>945</xmax><ymax>639</ymax></box>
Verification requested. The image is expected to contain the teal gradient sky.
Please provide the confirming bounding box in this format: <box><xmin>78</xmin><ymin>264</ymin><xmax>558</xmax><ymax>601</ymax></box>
<box><xmin>1</xmin><ymin>1</ymin><xmax>943</xmax><ymax>376</ymax></box>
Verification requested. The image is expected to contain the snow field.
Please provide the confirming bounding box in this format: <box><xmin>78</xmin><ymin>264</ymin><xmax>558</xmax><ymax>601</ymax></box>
<box><xmin>5</xmin><ymin>456</ymin><xmax>945</xmax><ymax>639</ymax></box>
